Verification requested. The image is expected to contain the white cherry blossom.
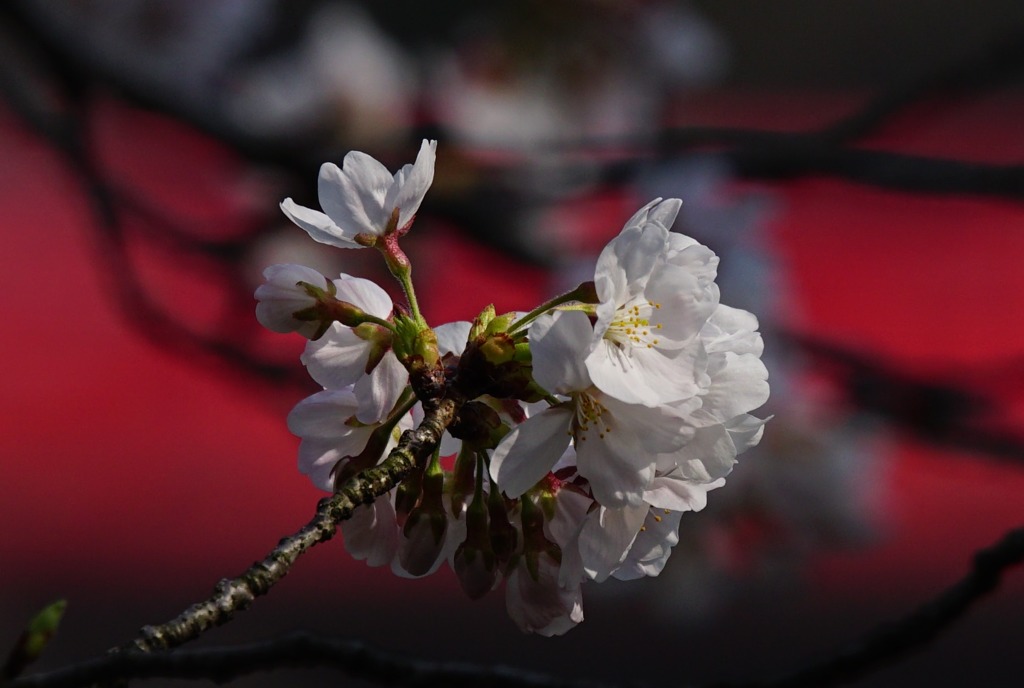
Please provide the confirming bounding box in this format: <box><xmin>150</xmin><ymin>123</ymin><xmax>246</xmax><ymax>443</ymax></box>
<box><xmin>281</xmin><ymin>139</ymin><xmax>437</xmax><ymax>248</ymax></box>
<box><xmin>301</xmin><ymin>275</ymin><xmax>404</xmax><ymax>423</ymax></box>
<box><xmin>286</xmin><ymin>387</ymin><xmax>408</xmax><ymax>491</ymax></box>
<box><xmin>490</xmin><ymin>310</ymin><xmax>691</xmax><ymax>507</ymax></box>
<box><xmin>585</xmin><ymin>198</ymin><xmax>720</xmax><ymax>407</ymax></box>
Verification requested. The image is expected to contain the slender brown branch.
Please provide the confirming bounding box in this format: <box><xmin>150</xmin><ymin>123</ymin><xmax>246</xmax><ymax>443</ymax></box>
<box><xmin>119</xmin><ymin>396</ymin><xmax>462</xmax><ymax>654</ymax></box>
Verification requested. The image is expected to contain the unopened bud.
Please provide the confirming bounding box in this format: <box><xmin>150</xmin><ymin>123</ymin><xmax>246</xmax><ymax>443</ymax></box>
<box><xmin>470</xmin><ymin>304</ymin><xmax>497</xmax><ymax>339</ymax></box>
<box><xmin>448</xmin><ymin>401</ymin><xmax>507</xmax><ymax>449</ymax></box>
<box><xmin>397</xmin><ymin>506</ymin><xmax>447</xmax><ymax>577</ymax></box>
<box><xmin>255</xmin><ymin>264</ymin><xmax>332</xmax><ymax>339</ymax></box>
<box><xmin>487</xmin><ymin>482</ymin><xmax>519</xmax><ymax>568</ymax></box>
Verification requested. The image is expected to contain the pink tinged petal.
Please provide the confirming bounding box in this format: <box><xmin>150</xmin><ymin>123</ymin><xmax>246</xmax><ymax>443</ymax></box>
<box><xmin>388</xmin><ymin>139</ymin><xmax>436</xmax><ymax>229</ymax></box>
<box><xmin>280</xmin><ymin>198</ymin><xmax>360</xmax><ymax>248</ymax></box>
<box><xmin>301</xmin><ymin>323</ymin><xmax>372</xmax><ymax>389</ymax></box>
<box><xmin>354</xmin><ymin>352</ymin><xmax>408</xmax><ymax>423</ymax></box>
<box><xmin>612</xmin><ymin>509</ymin><xmax>683</xmax><ymax>581</ymax></box>
<box><xmin>529</xmin><ymin>311</ymin><xmax>593</xmax><ymax>394</ymax></box>
<box><xmin>342</xmin><ymin>496</ymin><xmax>399</xmax><ymax>567</ymax></box>
<box><xmin>575</xmin><ymin>422</ymin><xmax>655</xmax><ymax>507</ymax></box>
<box><xmin>331</xmin><ymin>275</ymin><xmax>393</xmax><ymax>319</ymax></box>
<box><xmin>505</xmin><ymin>555</ymin><xmax>584</xmax><ymax>636</ymax></box>
<box><xmin>321</xmin><ymin>154</ymin><xmax>392</xmax><ymax>235</ymax></box>
<box><xmin>490</xmin><ymin>407</ymin><xmax>574</xmax><ymax>498</ymax></box>
<box><xmin>578</xmin><ymin>504</ymin><xmax>649</xmax><ymax>582</ymax></box>
<box><xmin>701</xmin><ymin>352</ymin><xmax>770</xmax><ymax>421</ymax></box>
<box><xmin>435</xmin><ymin>320</ymin><xmax>472</xmax><ymax>356</ymax></box>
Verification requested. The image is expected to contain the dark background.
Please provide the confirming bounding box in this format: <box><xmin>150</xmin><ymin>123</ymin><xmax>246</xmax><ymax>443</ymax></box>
<box><xmin>2</xmin><ymin>2</ymin><xmax>1022</xmax><ymax>686</ymax></box>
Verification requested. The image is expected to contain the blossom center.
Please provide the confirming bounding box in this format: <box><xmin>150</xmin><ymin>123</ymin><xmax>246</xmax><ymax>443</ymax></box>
<box><xmin>572</xmin><ymin>392</ymin><xmax>613</xmax><ymax>441</ymax></box>
<box><xmin>605</xmin><ymin>298</ymin><xmax>663</xmax><ymax>350</ymax></box>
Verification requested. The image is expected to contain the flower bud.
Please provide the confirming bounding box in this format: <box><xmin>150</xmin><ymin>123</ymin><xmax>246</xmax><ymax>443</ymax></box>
<box><xmin>453</xmin><ymin>487</ymin><xmax>499</xmax><ymax>599</ymax></box>
<box><xmin>255</xmin><ymin>264</ymin><xmax>332</xmax><ymax>339</ymax></box>
<box><xmin>396</xmin><ymin>507</ymin><xmax>447</xmax><ymax>577</ymax></box>
<box><xmin>447</xmin><ymin>401</ymin><xmax>507</xmax><ymax>449</ymax></box>
<box><xmin>469</xmin><ymin>304</ymin><xmax>497</xmax><ymax>340</ymax></box>
<box><xmin>396</xmin><ymin>453</ymin><xmax>447</xmax><ymax>577</ymax></box>
<box><xmin>449</xmin><ymin>448</ymin><xmax>476</xmax><ymax>517</ymax></box>
<box><xmin>487</xmin><ymin>480</ymin><xmax>519</xmax><ymax>568</ymax></box>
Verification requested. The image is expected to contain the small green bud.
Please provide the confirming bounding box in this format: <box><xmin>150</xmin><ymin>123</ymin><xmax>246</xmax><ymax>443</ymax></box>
<box><xmin>3</xmin><ymin>600</ymin><xmax>66</xmax><ymax>679</ymax></box>
<box><xmin>470</xmin><ymin>304</ymin><xmax>496</xmax><ymax>339</ymax></box>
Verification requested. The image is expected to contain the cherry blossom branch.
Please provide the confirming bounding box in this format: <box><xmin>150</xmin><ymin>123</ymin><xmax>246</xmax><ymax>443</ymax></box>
<box><xmin>11</xmin><ymin>525</ymin><xmax>1023</xmax><ymax>688</ymax></box>
<box><xmin>117</xmin><ymin>395</ymin><xmax>462</xmax><ymax>654</ymax></box>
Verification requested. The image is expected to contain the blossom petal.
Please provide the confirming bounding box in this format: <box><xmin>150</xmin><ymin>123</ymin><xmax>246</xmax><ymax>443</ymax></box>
<box><xmin>389</xmin><ymin>139</ymin><xmax>436</xmax><ymax>229</ymax></box>
<box><xmin>301</xmin><ymin>323</ymin><xmax>371</xmax><ymax>389</ymax></box>
<box><xmin>286</xmin><ymin>389</ymin><xmax>360</xmax><ymax>439</ymax></box>
<box><xmin>490</xmin><ymin>407</ymin><xmax>573</xmax><ymax>498</ymax></box>
<box><xmin>354</xmin><ymin>351</ymin><xmax>408</xmax><ymax>423</ymax></box>
<box><xmin>578</xmin><ymin>504</ymin><xmax>649</xmax><ymax>582</ymax></box>
<box><xmin>321</xmin><ymin>154</ymin><xmax>391</xmax><ymax>236</ymax></box>
<box><xmin>342</xmin><ymin>496</ymin><xmax>399</xmax><ymax>567</ymax></box>
<box><xmin>332</xmin><ymin>275</ymin><xmax>394</xmax><ymax>319</ymax></box>
<box><xmin>594</xmin><ymin>216</ymin><xmax>668</xmax><ymax>304</ymax></box>
<box><xmin>505</xmin><ymin>554</ymin><xmax>583</xmax><ymax>636</ymax></box>
<box><xmin>645</xmin><ymin>258</ymin><xmax>720</xmax><ymax>345</ymax></box>
<box><xmin>435</xmin><ymin>320</ymin><xmax>472</xmax><ymax>356</ymax></box>
<box><xmin>280</xmin><ymin>198</ymin><xmax>359</xmax><ymax>249</ymax></box>
<box><xmin>601</xmin><ymin>395</ymin><xmax>692</xmax><ymax>453</ymax></box>
<box><xmin>644</xmin><ymin>474</ymin><xmax>724</xmax><ymax>512</ymax></box>
<box><xmin>585</xmin><ymin>338</ymin><xmax>703</xmax><ymax>406</ymax></box>
<box><xmin>530</xmin><ymin>311</ymin><xmax>593</xmax><ymax>394</ymax></box>
<box><xmin>612</xmin><ymin>508</ymin><xmax>683</xmax><ymax>581</ymax></box>
<box><xmin>700</xmin><ymin>352</ymin><xmax>770</xmax><ymax>421</ymax></box>
<box><xmin>575</xmin><ymin>422</ymin><xmax>655</xmax><ymax>507</ymax></box>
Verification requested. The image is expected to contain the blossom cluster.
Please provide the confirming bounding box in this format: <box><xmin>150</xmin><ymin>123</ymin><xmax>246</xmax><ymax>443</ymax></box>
<box><xmin>255</xmin><ymin>140</ymin><xmax>769</xmax><ymax>635</ymax></box>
